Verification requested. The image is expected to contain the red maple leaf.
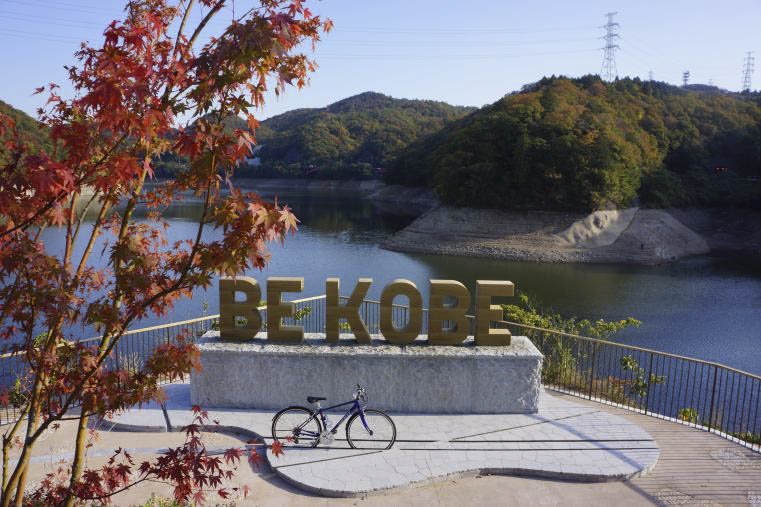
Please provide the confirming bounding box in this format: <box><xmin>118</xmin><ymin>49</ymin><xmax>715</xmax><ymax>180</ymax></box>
<box><xmin>49</xmin><ymin>205</ymin><xmax>67</xmax><ymax>226</ymax></box>
<box><xmin>270</xmin><ymin>440</ymin><xmax>285</xmax><ymax>458</ymax></box>
<box><xmin>248</xmin><ymin>448</ymin><xmax>264</xmax><ymax>469</ymax></box>
<box><xmin>192</xmin><ymin>490</ymin><xmax>206</xmax><ymax>505</ymax></box>
<box><xmin>223</xmin><ymin>447</ymin><xmax>242</xmax><ymax>465</ymax></box>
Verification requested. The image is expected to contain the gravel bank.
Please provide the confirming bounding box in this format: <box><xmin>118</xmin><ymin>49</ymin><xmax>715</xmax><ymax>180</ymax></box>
<box><xmin>383</xmin><ymin>206</ymin><xmax>711</xmax><ymax>265</ymax></box>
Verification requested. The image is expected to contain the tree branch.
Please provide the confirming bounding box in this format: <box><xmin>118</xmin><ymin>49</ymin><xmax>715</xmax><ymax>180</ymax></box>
<box><xmin>187</xmin><ymin>0</ymin><xmax>225</xmax><ymax>49</ymax></box>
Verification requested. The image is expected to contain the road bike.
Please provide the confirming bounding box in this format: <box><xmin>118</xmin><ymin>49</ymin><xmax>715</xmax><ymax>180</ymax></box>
<box><xmin>271</xmin><ymin>384</ymin><xmax>396</xmax><ymax>449</ymax></box>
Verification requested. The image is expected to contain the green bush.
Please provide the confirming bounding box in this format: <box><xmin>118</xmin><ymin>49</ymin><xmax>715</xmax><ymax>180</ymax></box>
<box><xmin>501</xmin><ymin>292</ymin><xmax>642</xmax><ymax>403</ymax></box>
<box><xmin>678</xmin><ymin>407</ymin><xmax>699</xmax><ymax>423</ymax></box>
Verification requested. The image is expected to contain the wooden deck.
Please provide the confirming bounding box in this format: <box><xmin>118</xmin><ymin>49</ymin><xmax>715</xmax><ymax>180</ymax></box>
<box><xmin>552</xmin><ymin>391</ymin><xmax>761</xmax><ymax>506</ymax></box>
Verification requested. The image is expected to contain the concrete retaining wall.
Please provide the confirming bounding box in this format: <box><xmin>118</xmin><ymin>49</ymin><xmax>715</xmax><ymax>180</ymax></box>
<box><xmin>190</xmin><ymin>332</ymin><xmax>543</xmax><ymax>414</ymax></box>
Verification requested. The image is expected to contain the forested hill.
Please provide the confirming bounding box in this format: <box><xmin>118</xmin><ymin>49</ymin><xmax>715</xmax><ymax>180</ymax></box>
<box><xmin>248</xmin><ymin>92</ymin><xmax>476</xmax><ymax>179</ymax></box>
<box><xmin>385</xmin><ymin>76</ymin><xmax>761</xmax><ymax>211</ymax></box>
<box><xmin>5</xmin><ymin>82</ymin><xmax>760</xmax><ymax>212</ymax></box>
<box><xmin>0</xmin><ymin>99</ymin><xmax>52</xmax><ymax>155</ymax></box>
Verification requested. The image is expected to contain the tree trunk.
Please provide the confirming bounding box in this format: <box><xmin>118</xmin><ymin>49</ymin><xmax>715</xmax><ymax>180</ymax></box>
<box><xmin>63</xmin><ymin>412</ymin><xmax>90</xmax><ymax>507</ymax></box>
<box><xmin>1</xmin><ymin>379</ymin><xmax>43</xmax><ymax>507</ymax></box>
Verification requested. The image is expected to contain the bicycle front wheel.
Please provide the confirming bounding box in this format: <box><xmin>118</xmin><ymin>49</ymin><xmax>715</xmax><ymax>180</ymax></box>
<box><xmin>346</xmin><ymin>409</ymin><xmax>396</xmax><ymax>449</ymax></box>
<box><xmin>271</xmin><ymin>406</ymin><xmax>322</xmax><ymax>448</ymax></box>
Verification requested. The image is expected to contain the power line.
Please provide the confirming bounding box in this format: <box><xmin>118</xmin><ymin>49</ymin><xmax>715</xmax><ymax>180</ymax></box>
<box><xmin>2</xmin><ymin>12</ymin><xmax>107</xmax><ymax>31</ymax></box>
<box><xmin>320</xmin><ymin>37</ymin><xmax>599</xmax><ymax>47</ymax></box>
<box><xmin>0</xmin><ymin>27</ymin><xmax>87</xmax><ymax>43</ymax></box>
<box><xmin>331</xmin><ymin>25</ymin><xmax>598</xmax><ymax>34</ymax></box>
<box><xmin>314</xmin><ymin>48</ymin><xmax>600</xmax><ymax>61</ymax></box>
<box><xmin>1</xmin><ymin>5</ymin><xmax>600</xmax><ymax>48</ymax></box>
<box><xmin>599</xmin><ymin>12</ymin><xmax>619</xmax><ymax>81</ymax></box>
<box><xmin>4</xmin><ymin>0</ymin><xmax>120</xmax><ymax>15</ymax></box>
<box><xmin>742</xmin><ymin>51</ymin><xmax>755</xmax><ymax>91</ymax></box>
<box><xmin>617</xmin><ymin>46</ymin><xmax>651</xmax><ymax>73</ymax></box>
<box><xmin>618</xmin><ymin>34</ymin><xmax>688</xmax><ymax>79</ymax></box>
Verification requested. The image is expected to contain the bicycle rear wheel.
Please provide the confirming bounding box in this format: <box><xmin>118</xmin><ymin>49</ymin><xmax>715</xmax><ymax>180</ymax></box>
<box><xmin>346</xmin><ymin>409</ymin><xmax>396</xmax><ymax>449</ymax></box>
<box><xmin>271</xmin><ymin>406</ymin><xmax>322</xmax><ymax>448</ymax></box>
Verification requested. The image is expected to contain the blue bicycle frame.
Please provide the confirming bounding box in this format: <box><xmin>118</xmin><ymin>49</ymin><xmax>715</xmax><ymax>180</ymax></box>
<box><xmin>298</xmin><ymin>398</ymin><xmax>373</xmax><ymax>439</ymax></box>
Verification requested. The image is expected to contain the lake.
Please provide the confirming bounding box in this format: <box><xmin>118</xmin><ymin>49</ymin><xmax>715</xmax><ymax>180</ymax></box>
<box><xmin>40</xmin><ymin>185</ymin><xmax>761</xmax><ymax>376</ymax></box>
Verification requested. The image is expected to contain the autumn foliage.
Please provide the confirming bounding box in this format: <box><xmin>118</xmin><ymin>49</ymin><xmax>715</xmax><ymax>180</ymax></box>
<box><xmin>27</xmin><ymin>406</ymin><xmax>265</xmax><ymax>505</ymax></box>
<box><xmin>0</xmin><ymin>0</ymin><xmax>329</xmax><ymax>504</ymax></box>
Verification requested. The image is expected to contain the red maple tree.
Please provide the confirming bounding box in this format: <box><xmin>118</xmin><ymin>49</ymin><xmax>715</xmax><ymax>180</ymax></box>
<box><xmin>0</xmin><ymin>1</ymin><xmax>330</xmax><ymax>504</ymax></box>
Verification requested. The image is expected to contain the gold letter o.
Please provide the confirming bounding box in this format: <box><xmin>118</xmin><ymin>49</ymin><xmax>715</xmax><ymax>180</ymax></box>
<box><xmin>380</xmin><ymin>279</ymin><xmax>422</xmax><ymax>345</ymax></box>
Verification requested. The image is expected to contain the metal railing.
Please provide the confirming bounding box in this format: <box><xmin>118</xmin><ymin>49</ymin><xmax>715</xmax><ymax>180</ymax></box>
<box><xmin>345</xmin><ymin>298</ymin><xmax>761</xmax><ymax>452</ymax></box>
<box><xmin>496</xmin><ymin>319</ymin><xmax>761</xmax><ymax>453</ymax></box>
<box><xmin>0</xmin><ymin>296</ymin><xmax>326</xmax><ymax>425</ymax></box>
<box><xmin>1</xmin><ymin>294</ymin><xmax>758</xmax><ymax>453</ymax></box>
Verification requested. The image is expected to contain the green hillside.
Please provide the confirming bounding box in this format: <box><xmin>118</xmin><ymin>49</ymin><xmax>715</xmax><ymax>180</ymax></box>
<box><xmin>248</xmin><ymin>92</ymin><xmax>476</xmax><ymax>179</ymax></box>
<box><xmin>386</xmin><ymin>76</ymin><xmax>761</xmax><ymax>211</ymax></box>
<box><xmin>0</xmin><ymin>100</ymin><xmax>53</xmax><ymax>156</ymax></box>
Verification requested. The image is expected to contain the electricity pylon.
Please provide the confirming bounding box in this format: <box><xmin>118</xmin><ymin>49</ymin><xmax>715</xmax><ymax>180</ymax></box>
<box><xmin>600</xmin><ymin>12</ymin><xmax>619</xmax><ymax>82</ymax></box>
<box><xmin>742</xmin><ymin>51</ymin><xmax>755</xmax><ymax>92</ymax></box>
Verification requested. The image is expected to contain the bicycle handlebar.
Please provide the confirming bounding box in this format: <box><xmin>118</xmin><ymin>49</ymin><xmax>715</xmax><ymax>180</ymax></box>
<box><xmin>355</xmin><ymin>384</ymin><xmax>367</xmax><ymax>404</ymax></box>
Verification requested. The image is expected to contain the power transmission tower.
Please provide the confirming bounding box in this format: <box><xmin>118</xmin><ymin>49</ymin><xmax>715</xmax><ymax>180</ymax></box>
<box><xmin>648</xmin><ymin>70</ymin><xmax>654</xmax><ymax>81</ymax></box>
<box><xmin>742</xmin><ymin>51</ymin><xmax>755</xmax><ymax>91</ymax></box>
<box><xmin>682</xmin><ymin>70</ymin><xmax>690</xmax><ymax>87</ymax></box>
<box><xmin>600</xmin><ymin>12</ymin><xmax>619</xmax><ymax>81</ymax></box>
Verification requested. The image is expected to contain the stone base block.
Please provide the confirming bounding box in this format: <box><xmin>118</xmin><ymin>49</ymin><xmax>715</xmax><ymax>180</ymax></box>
<box><xmin>190</xmin><ymin>332</ymin><xmax>543</xmax><ymax>414</ymax></box>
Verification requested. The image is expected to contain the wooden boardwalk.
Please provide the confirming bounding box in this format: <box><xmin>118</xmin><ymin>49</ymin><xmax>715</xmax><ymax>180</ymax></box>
<box><xmin>552</xmin><ymin>391</ymin><xmax>761</xmax><ymax>506</ymax></box>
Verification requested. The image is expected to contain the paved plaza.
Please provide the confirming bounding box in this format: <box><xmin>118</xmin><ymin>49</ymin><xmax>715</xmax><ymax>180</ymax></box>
<box><xmin>105</xmin><ymin>383</ymin><xmax>659</xmax><ymax>497</ymax></box>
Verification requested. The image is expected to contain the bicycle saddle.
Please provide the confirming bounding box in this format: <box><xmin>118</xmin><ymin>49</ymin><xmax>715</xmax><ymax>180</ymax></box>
<box><xmin>307</xmin><ymin>396</ymin><xmax>326</xmax><ymax>404</ymax></box>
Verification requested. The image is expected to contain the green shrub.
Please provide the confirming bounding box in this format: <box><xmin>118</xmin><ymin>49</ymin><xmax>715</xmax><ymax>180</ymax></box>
<box><xmin>678</xmin><ymin>407</ymin><xmax>699</xmax><ymax>423</ymax></box>
<box><xmin>502</xmin><ymin>292</ymin><xmax>642</xmax><ymax>403</ymax></box>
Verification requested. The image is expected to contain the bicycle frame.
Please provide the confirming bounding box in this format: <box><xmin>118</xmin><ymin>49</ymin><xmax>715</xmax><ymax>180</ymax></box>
<box><xmin>297</xmin><ymin>398</ymin><xmax>372</xmax><ymax>439</ymax></box>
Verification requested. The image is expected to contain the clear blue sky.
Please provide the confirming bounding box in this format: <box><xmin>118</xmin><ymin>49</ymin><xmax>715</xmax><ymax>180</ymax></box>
<box><xmin>2</xmin><ymin>0</ymin><xmax>760</xmax><ymax>121</ymax></box>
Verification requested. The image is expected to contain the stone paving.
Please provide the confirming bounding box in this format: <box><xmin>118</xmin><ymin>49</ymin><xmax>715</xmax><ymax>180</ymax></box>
<box><xmin>104</xmin><ymin>383</ymin><xmax>659</xmax><ymax>497</ymax></box>
<box><xmin>553</xmin><ymin>391</ymin><xmax>761</xmax><ymax>507</ymax></box>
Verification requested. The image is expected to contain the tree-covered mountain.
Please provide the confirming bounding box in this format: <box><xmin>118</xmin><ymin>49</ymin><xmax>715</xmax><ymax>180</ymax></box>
<box><xmin>6</xmin><ymin>81</ymin><xmax>760</xmax><ymax>212</ymax></box>
<box><xmin>385</xmin><ymin>76</ymin><xmax>761</xmax><ymax>211</ymax></box>
<box><xmin>247</xmin><ymin>92</ymin><xmax>476</xmax><ymax>179</ymax></box>
<box><xmin>0</xmin><ymin>99</ymin><xmax>53</xmax><ymax>156</ymax></box>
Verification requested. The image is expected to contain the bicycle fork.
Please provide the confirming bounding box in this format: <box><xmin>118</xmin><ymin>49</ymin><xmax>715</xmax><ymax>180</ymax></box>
<box><xmin>358</xmin><ymin>408</ymin><xmax>374</xmax><ymax>436</ymax></box>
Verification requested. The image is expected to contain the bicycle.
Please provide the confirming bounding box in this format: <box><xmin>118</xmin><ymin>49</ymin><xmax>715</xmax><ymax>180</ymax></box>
<box><xmin>271</xmin><ymin>384</ymin><xmax>396</xmax><ymax>449</ymax></box>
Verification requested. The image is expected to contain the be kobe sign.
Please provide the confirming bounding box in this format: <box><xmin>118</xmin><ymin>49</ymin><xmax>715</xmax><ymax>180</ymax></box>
<box><xmin>219</xmin><ymin>277</ymin><xmax>514</xmax><ymax>346</ymax></box>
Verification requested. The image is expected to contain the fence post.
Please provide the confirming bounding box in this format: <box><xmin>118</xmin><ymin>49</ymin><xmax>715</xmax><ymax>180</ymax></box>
<box><xmin>644</xmin><ymin>352</ymin><xmax>654</xmax><ymax>415</ymax></box>
<box><xmin>708</xmin><ymin>364</ymin><xmax>718</xmax><ymax>430</ymax></box>
<box><xmin>587</xmin><ymin>343</ymin><xmax>597</xmax><ymax>400</ymax></box>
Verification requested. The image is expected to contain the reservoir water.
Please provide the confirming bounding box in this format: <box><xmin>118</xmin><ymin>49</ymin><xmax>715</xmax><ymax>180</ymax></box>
<box><xmin>40</xmin><ymin>185</ymin><xmax>761</xmax><ymax>376</ymax></box>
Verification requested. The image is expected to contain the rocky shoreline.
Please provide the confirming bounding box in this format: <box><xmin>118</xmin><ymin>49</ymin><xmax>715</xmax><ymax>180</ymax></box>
<box><xmin>382</xmin><ymin>206</ymin><xmax>715</xmax><ymax>265</ymax></box>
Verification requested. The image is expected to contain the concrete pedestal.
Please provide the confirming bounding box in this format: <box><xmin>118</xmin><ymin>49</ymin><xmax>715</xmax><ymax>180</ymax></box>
<box><xmin>190</xmin><ymin>332</ymin><xmax>543</xmax><ymax>414</ymax></box>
